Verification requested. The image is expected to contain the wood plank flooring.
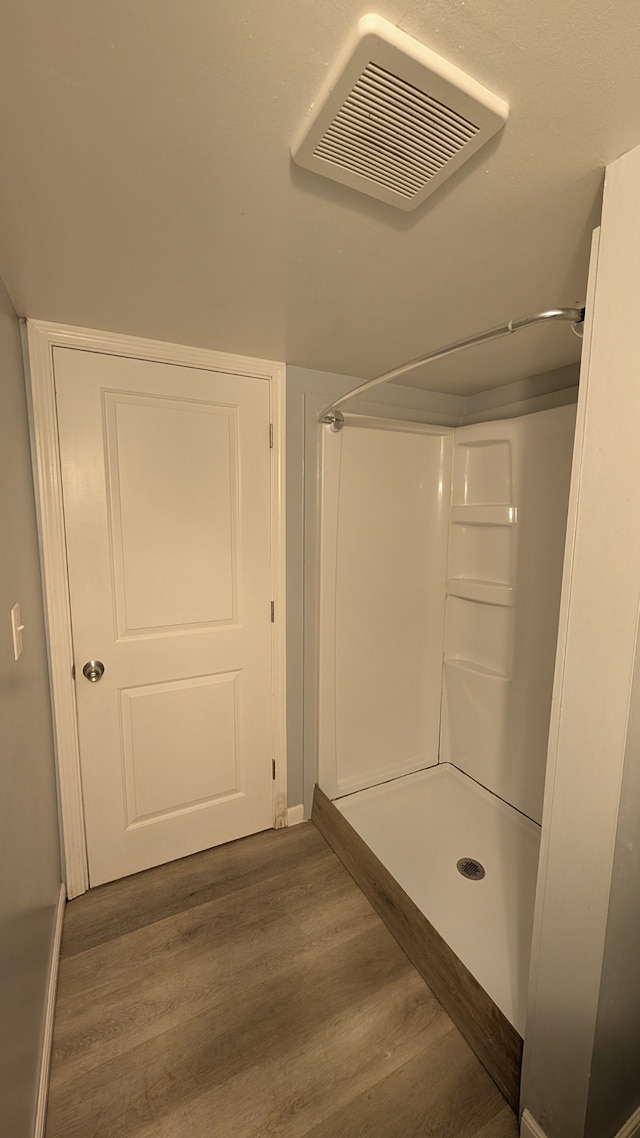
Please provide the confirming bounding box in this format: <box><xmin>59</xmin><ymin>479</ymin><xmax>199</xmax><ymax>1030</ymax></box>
<box><xmin>46</xmin><ymin>823</ymin><xmax>519</xmax><ymax>1138</ymax></box>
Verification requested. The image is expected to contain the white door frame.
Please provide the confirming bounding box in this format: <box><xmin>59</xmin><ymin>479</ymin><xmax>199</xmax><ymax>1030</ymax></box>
<box><xmin>23</xmin><ymin>320</ymin><xmax>287</xmax><ymax>898</ymax></box>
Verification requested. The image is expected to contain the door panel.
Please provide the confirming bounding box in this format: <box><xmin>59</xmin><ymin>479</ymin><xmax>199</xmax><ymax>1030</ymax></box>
<box><xmin>119</xmin><ymin>671</ymin><xmax>241</xmax><ymax>825</ymax></box>
<box><xmin>105</xmin><ymin>392</ymin><xmax>239</xmax><ymax>633</ymax></box>
<box><xmin>54</xmin><ymin>347</ymin><xmax>274</xmax><ymax>885</ymax></box>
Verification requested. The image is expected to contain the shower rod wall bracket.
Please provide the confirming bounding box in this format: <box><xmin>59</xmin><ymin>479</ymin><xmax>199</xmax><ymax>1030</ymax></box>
<box><xmin>321</xmin><ymin>409</ymin><xmax>345</xmax><ymax>432</ymax></box>
<box><xmin>318</xmin><ymin>306</ymin><xmax>586</xmax><ymax>427</ymax></box>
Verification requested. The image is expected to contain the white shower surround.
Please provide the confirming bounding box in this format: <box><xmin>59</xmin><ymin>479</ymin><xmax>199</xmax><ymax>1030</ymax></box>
<box><xmin>318</xmin><ymin>416</ymin><xmax>451</xmax><ymax>799</ymax></box>
<box><xmin>318</xmin><ymin>402</ymin><xmax>576</xmax><ymax>1029</ymax></box>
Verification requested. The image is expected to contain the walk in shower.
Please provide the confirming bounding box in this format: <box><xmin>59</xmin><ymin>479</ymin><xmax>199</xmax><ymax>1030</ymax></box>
<box><xmin>313</xmin><ymin>310</ymin><xmax>580</xmax><ymax>1102</ymax></box>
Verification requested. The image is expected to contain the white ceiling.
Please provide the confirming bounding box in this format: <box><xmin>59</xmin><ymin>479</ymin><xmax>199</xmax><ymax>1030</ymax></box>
<box><xmin>0</xmin><ymin>0</ymin><xmax>639</xmax><ymax>394</ymax></box>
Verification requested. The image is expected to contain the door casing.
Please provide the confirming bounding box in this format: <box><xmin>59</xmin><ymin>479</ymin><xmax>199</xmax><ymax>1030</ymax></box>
<box><xmin>24</xmin><ymin>320</ymin><xmax>287</xmax><ymax>898</ymax></box>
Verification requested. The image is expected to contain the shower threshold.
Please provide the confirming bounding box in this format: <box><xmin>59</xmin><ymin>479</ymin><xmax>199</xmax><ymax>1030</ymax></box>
<box><xmin>312</xmin><ymin>763</ymin><xmax>541</xmax><ymax>1109</ymax></box>
<box><xmin>335</xmin><ymin>764</ymin><xmax>540</xmax><ymax>1035</ymax></box>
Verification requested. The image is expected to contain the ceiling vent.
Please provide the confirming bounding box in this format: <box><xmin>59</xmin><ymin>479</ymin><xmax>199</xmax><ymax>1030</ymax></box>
<box><xmin>292</xmin><ymin>15</ymin><xmax>508</xmax><ymax>211</ymax></box>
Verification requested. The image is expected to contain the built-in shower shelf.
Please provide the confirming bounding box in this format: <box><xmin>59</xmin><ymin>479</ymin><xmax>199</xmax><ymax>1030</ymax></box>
<box><xmin>447</xmin><ymin>578</ymin><xmax>514</xmax><ymax>607</ymax></box>
<box><xmin>450</xmin><ymin>505</ymin><xmax>517</xmax><ymax>526</ymax></box>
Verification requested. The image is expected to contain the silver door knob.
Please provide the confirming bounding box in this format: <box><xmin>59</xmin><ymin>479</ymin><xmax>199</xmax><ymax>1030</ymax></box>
<box><xmin>82</xmin><ymin>660</ymin><xmax>105</xmax><ymax>683</ymax></box>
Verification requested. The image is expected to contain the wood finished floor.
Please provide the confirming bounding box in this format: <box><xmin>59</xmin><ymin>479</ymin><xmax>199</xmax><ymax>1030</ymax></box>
<box><xmin>46</xmin><ymin>823</ymin><xmax>519</xmax><ymax>1138</ymax></box>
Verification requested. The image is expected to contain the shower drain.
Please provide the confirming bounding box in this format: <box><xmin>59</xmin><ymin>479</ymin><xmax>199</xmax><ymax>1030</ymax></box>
<box><xmin>457</xmin><ymin>857</ymin><xmax>486</xmax><ymax>881</ymax></box>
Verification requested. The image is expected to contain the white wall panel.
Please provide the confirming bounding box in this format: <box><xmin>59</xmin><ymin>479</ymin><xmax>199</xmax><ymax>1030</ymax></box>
<box><xmin>318</xmin><ymin>416</ymin><xmax>451</xmax><ymax>798</ymax></box>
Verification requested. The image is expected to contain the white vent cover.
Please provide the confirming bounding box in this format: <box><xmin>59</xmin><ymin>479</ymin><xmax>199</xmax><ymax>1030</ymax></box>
<box><xmin>292</xmin><ymin>15</ymin><xmax>508</xmax><ymax>211</ymax></box>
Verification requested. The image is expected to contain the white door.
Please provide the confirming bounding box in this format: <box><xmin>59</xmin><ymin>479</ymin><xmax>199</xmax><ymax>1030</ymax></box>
<box><xmin>54</xmin><ymin>347</ymin><xmax>275</xmax><ymax>886</ymax></box>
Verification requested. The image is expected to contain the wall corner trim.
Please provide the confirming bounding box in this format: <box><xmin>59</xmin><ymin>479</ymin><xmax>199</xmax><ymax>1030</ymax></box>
<box><xmin>520</xmin><ymin>1110</ymin><xmax>549</xmax><ymax>1138</ymax></box>
<box><xmin>287</xmin><ymin>804</ymin><xmax>305</xmax><ymax>825</ymax></box>
<box><xmin>34</xmin><ymin>882</ymin><xmax>65</xmax><ymax>1138</ymax></box>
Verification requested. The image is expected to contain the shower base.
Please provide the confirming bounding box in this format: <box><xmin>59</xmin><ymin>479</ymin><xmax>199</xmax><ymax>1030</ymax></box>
<box><xmin>336</xmin><ymin>764</ymin><xmax>540</xmax><ymax>1034</ymax></box>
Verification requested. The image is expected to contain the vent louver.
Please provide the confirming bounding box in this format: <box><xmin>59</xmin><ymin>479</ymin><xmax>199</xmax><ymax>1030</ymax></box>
<box><xmin>292</xmin><ymin>16</ymin><xmax>508</xmax><ymax>212</ymax></box>
<box><xmin>313</xmin><ymin>61</ymin><xmax>480</xmax><ymax>200</ymax></box>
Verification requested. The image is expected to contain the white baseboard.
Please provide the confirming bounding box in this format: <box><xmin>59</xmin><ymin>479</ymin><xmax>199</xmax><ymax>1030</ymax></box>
<box><xmin>34</xmin><ymin>882</ymin><xmax>65</xmax><ymax>1138</ymax></box>
<box><xmin>616</xmin><ymin>1105</ymin><xmax>640</xmax><ymax>1138</ymax></box>
<box><xmin>287</xmin><ymin>804</ymin><xmax>305</xmax><ymax>826</ymax></box>
<box><xmin>520</xmin><ymin>1111</ymin><xmax>548</xmax><ymax>1138</ymax></box>
<box><xmin>521</xmin><ymin>1105</ymin><xmax>640</xmax><ymax>1138</ymax></box>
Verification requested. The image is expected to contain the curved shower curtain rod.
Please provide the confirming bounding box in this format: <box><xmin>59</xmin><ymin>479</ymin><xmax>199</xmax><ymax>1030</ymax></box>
<box><xmin>319</xmin><ymin>306</ymin><xmax>586</xmax><ymax>431</ymax></box>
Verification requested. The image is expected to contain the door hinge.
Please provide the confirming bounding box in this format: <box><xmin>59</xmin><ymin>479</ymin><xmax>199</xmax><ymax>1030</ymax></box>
<box><xmin>271</xmin><ymin>600</ymin><xmax>275</xmax><ymax>622</ymax></box>
<box><xmin>71</xmin><ymin>663</ymin><xmax>76</xmax><ymax>680</ymax></box>
<box><xmin>272</xmin><ymin>759</ymin><xmax>276</xmax><ymax>780</ymax></box>
<box><xmin>269</xmin><ymin>423</ymin><xmax>274</xmax><ymax>449</ymax></box>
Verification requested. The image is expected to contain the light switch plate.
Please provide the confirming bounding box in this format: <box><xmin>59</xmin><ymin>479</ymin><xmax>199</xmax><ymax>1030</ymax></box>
<box><xmin>11</xmin><ymin>603</ymin><xmax>24</xmax><ymax>660</ymax></box>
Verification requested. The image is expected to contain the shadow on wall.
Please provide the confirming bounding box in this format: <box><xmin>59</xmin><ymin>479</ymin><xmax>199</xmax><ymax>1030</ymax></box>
<box><xmin>0</xmin><ymin>279</ymin><xmax>62</xmax><ymax>1138</ymax></box>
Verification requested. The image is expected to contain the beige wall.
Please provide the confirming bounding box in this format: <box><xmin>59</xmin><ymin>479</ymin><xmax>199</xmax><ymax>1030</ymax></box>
<box><xmin>522</xmin><ymin>143</ymin><xmax>640</xmax><ymax>1138</ymax></box>
<box><xmin>0</xmin><ymin>278</ymin><xmax>61</xmax><ymax>1137</ymax></box>
<box><xmin>585</xmin><ymin>635</ymin><xmax>640</xmax><ymax>1137</ymax></box>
